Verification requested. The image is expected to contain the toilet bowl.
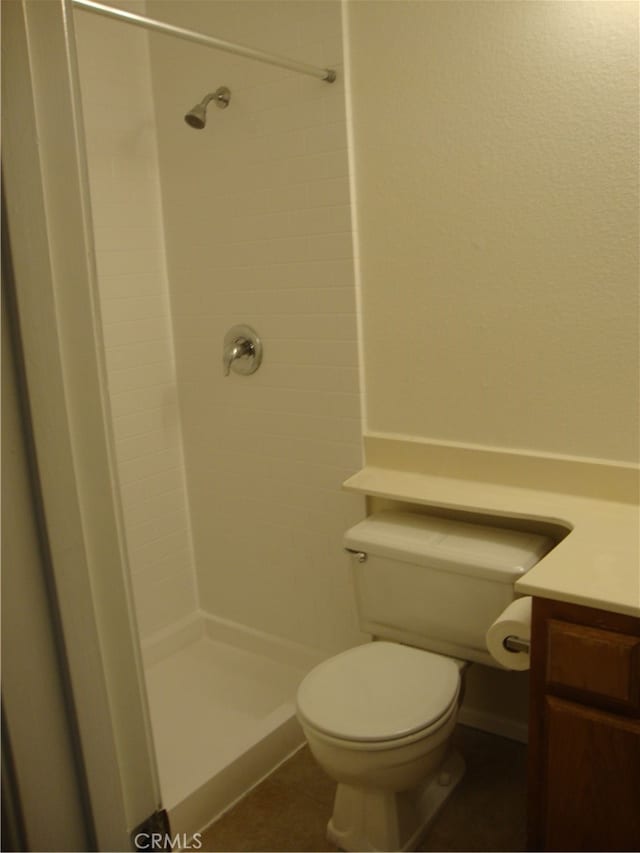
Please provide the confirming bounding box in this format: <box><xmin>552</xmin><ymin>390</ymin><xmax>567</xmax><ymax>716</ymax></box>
<box><xmin>296</xmin><ymin>640</ymin><xmax>467</xmax><ymax>851</ymax></box>
<box><xmin>295</xmin><ymin>510</ymin><xmax>553</xmax><ymax>852</ymax></box>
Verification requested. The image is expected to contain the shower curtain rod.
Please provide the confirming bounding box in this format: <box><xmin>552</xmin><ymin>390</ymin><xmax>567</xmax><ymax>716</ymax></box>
<box><xmin>71</xmin><ymin>0</ymin><xmax>336</xmax><ymax>83</ymax></box>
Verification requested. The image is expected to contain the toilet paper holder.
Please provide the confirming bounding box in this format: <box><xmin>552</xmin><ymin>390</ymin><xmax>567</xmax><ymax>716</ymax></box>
<box><xmin>503</xmin><ymin>635</ymin><xmax>530</xmax><ymax>654</ymax></box>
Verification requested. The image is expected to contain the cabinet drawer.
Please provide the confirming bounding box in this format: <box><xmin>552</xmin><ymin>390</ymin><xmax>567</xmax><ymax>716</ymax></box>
<box><xmin>546</xmin><ymin>619</ymin><xmax>640</xmax><ymax>712</ymax></box>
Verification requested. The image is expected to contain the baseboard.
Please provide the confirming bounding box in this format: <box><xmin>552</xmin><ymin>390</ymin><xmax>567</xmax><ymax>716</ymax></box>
<box><xmin>457</xmin><ymin>706</ymin><xmax>528</xmax><ymax>743</ymax></box>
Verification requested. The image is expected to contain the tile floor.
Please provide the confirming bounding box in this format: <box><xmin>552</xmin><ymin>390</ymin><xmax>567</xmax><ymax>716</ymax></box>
<box><xmin>198</xmin><ymin>725</ymin><xmax>527</xmax><ymax>852</ymax></box>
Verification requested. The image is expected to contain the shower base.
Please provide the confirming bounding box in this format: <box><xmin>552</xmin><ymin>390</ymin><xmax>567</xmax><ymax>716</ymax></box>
<box><xmin>142</xmin><ymin>613</ymin><xmax>324</xmax><ymax>839</ymax></box>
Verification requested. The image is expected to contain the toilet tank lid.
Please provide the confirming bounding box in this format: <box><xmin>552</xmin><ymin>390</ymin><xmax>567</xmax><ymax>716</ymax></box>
<box><xmin>344</xmin><ymin>511</ymin><xmax>554</xmax><ymax>582</ymax></box>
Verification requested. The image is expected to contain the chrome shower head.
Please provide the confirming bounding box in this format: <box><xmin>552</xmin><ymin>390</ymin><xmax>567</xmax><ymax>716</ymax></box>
<box><xmin>184</xmin><ymin>86</ymin><xmax>231</xmax><ymax>129</ymax></box>
<box><xmin>184</xmin><ymin>102</ymin><xmax>207</xmax><ymax>129</ymax></box>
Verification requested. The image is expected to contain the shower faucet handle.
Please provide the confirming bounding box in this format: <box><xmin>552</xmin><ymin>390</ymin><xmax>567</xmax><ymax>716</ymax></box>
<box><xmin>223</xmin><ymin>339</ymin><xmax>252</xmax><ymax>375</ymax></box>
<box><xmin>223</xmin><ymin>338</ymin><xmax>253</xmax><ymax>376</ymax></box>
<box><xmin>222</xmin><ymin>325</ymin><xmax>262</xmax><ymax>377</ymax></box>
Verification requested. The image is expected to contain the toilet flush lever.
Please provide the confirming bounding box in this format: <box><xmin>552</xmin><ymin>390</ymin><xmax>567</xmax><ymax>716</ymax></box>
<box><xmin>223</xmin><ymin>325</ymin><xmax>262</xmax><ymax>377</ymax></box>
<box><xmin>345</xmin><ymin>548</ymin><xmax>367</xmax><ymax>563</ymax></box>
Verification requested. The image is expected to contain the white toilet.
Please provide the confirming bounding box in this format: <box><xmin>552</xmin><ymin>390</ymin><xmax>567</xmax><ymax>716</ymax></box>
<box><xmin>296</xmin><ymin>510</ymin><xmax>552</xmax><ymax>852</ymax></box>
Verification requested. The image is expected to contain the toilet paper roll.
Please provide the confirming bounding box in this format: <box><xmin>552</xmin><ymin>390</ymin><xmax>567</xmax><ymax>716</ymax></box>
<box><xmin>486</xmin><ymin>597</ymin><xmax>532</xmax><ymax>671</ymax></box>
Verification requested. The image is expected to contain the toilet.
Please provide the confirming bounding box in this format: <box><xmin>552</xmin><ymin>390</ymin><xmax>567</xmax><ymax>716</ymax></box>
<box><xmin>296</xmin><ymin>510</ymin><xmax>552</xmax><ymax>852</ymax></box>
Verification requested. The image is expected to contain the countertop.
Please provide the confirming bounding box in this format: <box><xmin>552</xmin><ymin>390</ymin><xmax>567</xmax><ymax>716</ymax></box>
<box><xmin>343</xmin><ymin>442</ymin><xmax>640</xmax><ymax>619</ymax></box>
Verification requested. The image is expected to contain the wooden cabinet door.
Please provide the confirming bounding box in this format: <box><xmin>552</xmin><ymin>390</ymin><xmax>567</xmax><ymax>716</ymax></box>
<box><xmin>543</xmin><ymin>696</ymin><xmax>640</xmax><ymax>851</ymax></box>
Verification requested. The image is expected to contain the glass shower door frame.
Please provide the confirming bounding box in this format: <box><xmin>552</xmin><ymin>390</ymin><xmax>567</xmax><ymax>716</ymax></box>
<box><xmin>2</xmin><ymin>0</ymin><xmax>162</xmax><ymax>847</ymax></box>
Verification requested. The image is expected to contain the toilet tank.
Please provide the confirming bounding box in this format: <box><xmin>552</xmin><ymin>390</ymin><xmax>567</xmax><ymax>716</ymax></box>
<box><xmin>345</xmin><ymin>511</ymin><xmax>553</xmax><ymax>668</ymax></box>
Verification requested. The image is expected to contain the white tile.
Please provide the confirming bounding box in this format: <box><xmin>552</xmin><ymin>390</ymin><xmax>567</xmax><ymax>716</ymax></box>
<box><xmin>306</xmin><ymin>232</ymin><xmax>355</xmax><ymax>261</ymax></box>
<box><xmin>107</xmin><ymin>362</ymin><xmax>176</xmax><ymax>394</ymax></box>
<box><xmin>113</xmin><ymin>408</ymin><xmax>168</xmax><ymax>440</ymax></box>
<box><xmin>105</xmin><ymin>340</ymin><xmax>172</xmax><ymax>370</ymax></box>
<box><xmin>100</xmin><ymin>296</ymin><xmax>167</xmax><ymax>325</ymax></box>
<box><xmin>94</xmin><ymin>226</ymin><xmax>160</xmax><ymax>252</ymax></box>
<box><xmin>129</xmin><ymin>529</ymin><xmax>192</xmax><ymax>567</ymax></box>
<box><xmin>130</xmin><ymin>547</ymin><xmax>195</xmax><ymax>584</ymax></box>
<box><xmin>121</xmin><ymin>467</ymin><xmax>187</xmax><ymax>508</ymax></box>
<box><xmin>118</xmin><ymin>447</ymin><xmax>185</xmax><ymax>485</ymax></box>
<box><xmin>147</xmin><ymin>0</ymin><xmax>365</xmax><ymax>659</ymax></box>
<box><xmin>255</xmin><ymin>312</ymin><xmax>357</xmax><ymax>341</ymax></box>
<box><xmin>81</xmin><ymin>0</ymin><xmax>365</xmax><ymax>662</ymax></box>
<box><xmin>123</xmin><ymin>487</ymin><xmax>193</xmax><ymax>530</ymax></box>
<box><xmin>101</xmin><ymin>317</ymin><xmax>170</xmax><ymax>347</ymax></box>
<box><xmin>95</xmin><ymin>248</ymin><xmax>164</xmax><ymax>278</ymax></box>
<box><xmin>306</xmin><ymin>177</ymin><xmax>351</xmax><ymax>208</ymax></box>
<box><xmin>133</xmin><ymin>573</ymin><xmax>197</xmax><ymax>638</ymax></box>
<box><xmin>97</xmin><ymin>273</ymin><xmax>162</xmax><ymax>300</ymax></box>
<box><xmin>266</xmin><ymin>338</ymin><xmax>359</xmax><ymax>367</ymax></box>
<box><xmin>110</xmin><ymin>384</ymin><xmax>180</xmax><ymax>418</ymax></box>
<box><xmin>127</xmin><ymin>508</ymin><xmax>194</xmax><ymax>549</ymax></box>
<box><xmin>213</xmin><ymin>286</ymin><xmax>356</xmax><ymax>318</ymax></box>
<box><xmin>115</xmin><ymin>426</ymin><xmax>179</xmax><ymax>462</ymax></box>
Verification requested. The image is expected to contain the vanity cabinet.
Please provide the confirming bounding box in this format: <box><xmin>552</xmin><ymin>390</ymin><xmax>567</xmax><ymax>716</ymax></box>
<box><xmin>527</xmin><ymin>597</ymin><xmax>640</xmax><ymax>851</ymax></box>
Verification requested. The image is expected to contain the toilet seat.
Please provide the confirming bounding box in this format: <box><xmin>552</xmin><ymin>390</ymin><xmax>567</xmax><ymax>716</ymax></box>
<box><xmin>296</xmin><ymin>641</ymin><xmax>461</xmax><ymax>745</ymax></box>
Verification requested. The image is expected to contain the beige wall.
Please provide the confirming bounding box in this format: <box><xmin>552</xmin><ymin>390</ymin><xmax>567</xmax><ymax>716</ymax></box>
<box><xmin>147</xmin><ymin>1</ymin><xmax>365</xmax><ymax>653</ymax></box>
<box><xmin>346</xmin><ymin>0</ymin><xmax>639</xmax><ymax>464</ymax></box>
<box><xmin>75</xmin><ymin>2</ymin><xmax>198</xmax><ymax>639</ymax></box>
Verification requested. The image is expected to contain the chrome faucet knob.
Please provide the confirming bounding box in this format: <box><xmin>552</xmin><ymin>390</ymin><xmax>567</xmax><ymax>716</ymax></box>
<box><xmin>222</xmin><ymin>325</ymin><xmax>262</xmax><ymax>376</ymax></box>
<box><xmin>223</xmin><ymin>338</ymin><xmax>253</xmax><ymax>376</ymax></box>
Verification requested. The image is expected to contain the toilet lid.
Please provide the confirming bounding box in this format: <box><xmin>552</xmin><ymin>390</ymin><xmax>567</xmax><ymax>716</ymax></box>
<box><xmin>296</xmin><ymin>642</ymin><xmax>460</xmax><ymax>743</ymax></box>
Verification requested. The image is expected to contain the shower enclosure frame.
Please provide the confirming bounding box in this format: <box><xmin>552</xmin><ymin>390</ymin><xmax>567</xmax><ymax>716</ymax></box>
<box><xmin>2</xmin><ymin>0</ymin><xmax>161</xmax><ymax>847</ymax></box>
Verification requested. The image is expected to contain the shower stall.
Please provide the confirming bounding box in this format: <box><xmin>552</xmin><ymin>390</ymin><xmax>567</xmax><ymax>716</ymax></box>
<box><xmin>67</xmin><ymin>0</ymin><xmax>364</xmax><ymax>839</ymax></box>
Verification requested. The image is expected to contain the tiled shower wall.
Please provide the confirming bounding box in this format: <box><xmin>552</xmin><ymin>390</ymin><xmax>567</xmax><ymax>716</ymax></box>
<box><xmin>147</xmin><ymin>1</ymin><xmax>365</xmax><ymax>653</ymax></box>
<box><xmin>75</xmin><ymin>2</ymin><xmax>198</xmax><ymax>640</ymax></box>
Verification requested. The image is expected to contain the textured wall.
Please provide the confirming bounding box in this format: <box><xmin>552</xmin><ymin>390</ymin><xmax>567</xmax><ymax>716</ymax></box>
<box><xmin>75</xmin><ymin>2</ymin><xmax>198</xmax><ymax>639</ymax></box>
<box><xmin>147</xmin><ymin>1</ymin><xmax>365</xmax><ymax>653</ymax></box>
<box><xmin>346</xmin><ymin>0</ymin><xmax>639</xmax><ymax>463</ymax></box>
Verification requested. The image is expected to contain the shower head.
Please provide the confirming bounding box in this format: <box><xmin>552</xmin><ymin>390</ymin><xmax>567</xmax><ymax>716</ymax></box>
<box><xmin>184</xmin><ymin>86</ymin><xmax>231</xmax><ymax>129</ymax></box>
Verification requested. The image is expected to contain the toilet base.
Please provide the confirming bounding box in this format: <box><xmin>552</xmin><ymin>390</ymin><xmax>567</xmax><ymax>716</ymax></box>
<box><xmin>326</xmin><ymin>749</ymin><xmax>465</xmax><ymax>852</ymax></box>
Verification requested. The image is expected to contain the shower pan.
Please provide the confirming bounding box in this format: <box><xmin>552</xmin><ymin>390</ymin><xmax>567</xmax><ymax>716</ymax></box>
<box><xmin>141</xmin><ymin>617</ymin><xmax>323</xmax><ymax>835</ymax></box>
<box><xmin>71</xmin><ymin>0</ymin><xmax>362</xmax><ymax>842</ymax></box>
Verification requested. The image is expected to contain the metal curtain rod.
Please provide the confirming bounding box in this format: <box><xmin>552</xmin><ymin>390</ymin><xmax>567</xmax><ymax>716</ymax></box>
<box><xmin>72</xmin><ymin>0</ymin><xmax>336</xmax><ymax>83</ymax></box>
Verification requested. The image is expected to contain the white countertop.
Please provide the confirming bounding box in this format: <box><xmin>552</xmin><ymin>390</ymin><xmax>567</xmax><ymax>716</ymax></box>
<box><xmin>343</xmin><ymin>458</ymin><xmax>640</xmax><ymax>619</ymax></box>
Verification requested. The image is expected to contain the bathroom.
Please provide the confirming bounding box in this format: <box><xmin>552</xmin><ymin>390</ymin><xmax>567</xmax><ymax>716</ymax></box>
<box><xmin>2</xmin><ymin>0</ymin><xmax>638</xmax><ymax>851</ymax></box>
